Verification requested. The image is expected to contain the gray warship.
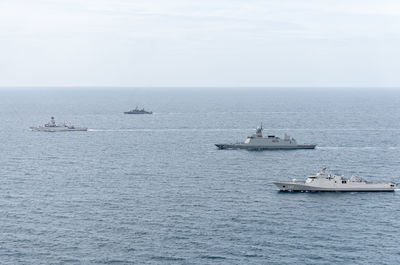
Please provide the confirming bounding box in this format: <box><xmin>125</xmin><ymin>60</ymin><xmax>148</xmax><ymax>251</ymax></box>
<box><xmin>30</xmin><ymin>117</ymin><xmax>88</xmax><ymax>132</ymax></box>
<box><xmin>274</xmin><ymin>166</ymin><xmax>396</xmax><ymax>192</ymax></box>
<box><xmin>124</xmin><ymin>106</ymin><xmax>152</xmax><ymax>114</ymax></box>
<box><xmin>215</xmin><ymin>124</ymin><xmax>316</xmax><ymax>150</ymax></box>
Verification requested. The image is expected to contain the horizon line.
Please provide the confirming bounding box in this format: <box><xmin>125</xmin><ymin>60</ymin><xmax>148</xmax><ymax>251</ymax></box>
<box><xmin>0</xmin><ymin>86</ymin><xmax>399</xmax><ymax>89</ymax></box>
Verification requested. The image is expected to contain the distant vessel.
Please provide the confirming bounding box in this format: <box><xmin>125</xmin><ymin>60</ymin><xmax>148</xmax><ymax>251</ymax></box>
<box><xmin>30</xmin><ymin>117</ymin><xmax>88</xmax><ymax>132</ymax></box>
<box><xmin>215</xmin><ymin>124</ymin><xmax>316</xmax><ymax>150</ymax></box>
<box><xmin>124</xmin><ymin>106</ymin><xmax>152</xmax><ymax>114</ymax></box>
<box><xmin>274</xmin><ymin>167</ymin><xmax>396</xmax><ymax>192</ymax></box>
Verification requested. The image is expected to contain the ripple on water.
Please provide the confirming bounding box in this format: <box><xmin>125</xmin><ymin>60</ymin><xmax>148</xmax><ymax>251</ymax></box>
<box><xmin>0</xmin><ymin>90</ymin><xmax>400</xmax><ymax>264</ymax></box>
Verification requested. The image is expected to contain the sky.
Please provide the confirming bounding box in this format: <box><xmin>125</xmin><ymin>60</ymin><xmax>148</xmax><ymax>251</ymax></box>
<box><xmin>0</xmin><ymin>0</ymin><xmax>399</xmax><ymax>88</ymax></box>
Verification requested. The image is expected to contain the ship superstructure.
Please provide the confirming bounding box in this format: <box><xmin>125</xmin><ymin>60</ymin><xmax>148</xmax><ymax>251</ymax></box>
<box><xmin>30</xmin><ymin>117</ymin><xmax>87</xmax><ymax>132</ymax></box>
<box><xmin>124</xmin><ymin>106</ymin><xmax>152</xmax><ymax>114</ymax></box>
<box><xmin>215</xmin><ymin>124</ymin><xmax>316</xmax><ymax>150</ymax></box>
<box><xmin>274</xmin><ymin>167</ymin><xmax>396</xmax><ymax>192</ymax></box>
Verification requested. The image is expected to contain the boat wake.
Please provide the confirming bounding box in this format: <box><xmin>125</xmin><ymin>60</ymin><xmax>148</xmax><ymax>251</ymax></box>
<box><xmin>317</xmin><ymin>146</ymin><xmax>399</xmax><ymax>150</ymax></box>
<box><xmin>88</xmin><ymin>129</ymin><xmax>141</xmax><ymax>132</ymax></box>
<box><xmin>88</xmin><ymin>128</ymin><xmax>247</xmax><ymax>132</ymax></box>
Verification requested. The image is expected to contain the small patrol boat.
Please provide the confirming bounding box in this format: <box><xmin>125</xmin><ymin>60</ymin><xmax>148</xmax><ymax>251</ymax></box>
<box><xmin>30</xmin><ymin>117</ymin><xmax>88</xmax><ymax>132</ymax></box>
<box><xmin>274</xmin><ymin>167</ymin><xmax>396</xmax><ymax>192</ymax></box>
<box><xmin>215</xmin><ymin>124</ymin><xmax>316</xmax><ymax>150</ymax></box>
<box><xmin>124</xmin><ymin>106</ymin><xmax>152</xmax><ymax>114</ymax></box>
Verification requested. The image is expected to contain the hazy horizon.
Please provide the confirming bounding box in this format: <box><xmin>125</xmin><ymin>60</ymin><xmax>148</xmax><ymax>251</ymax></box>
<box><xmin>0</xmin><ymin>86</ymin><xmax>399</xmax><ymax>91</ymax></box>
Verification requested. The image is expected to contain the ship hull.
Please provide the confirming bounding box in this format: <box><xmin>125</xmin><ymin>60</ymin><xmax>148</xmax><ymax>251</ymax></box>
<box><xmin>274</xmin><ymin>181</ymin><xmax>395</xmax><ymax>192</ymax></box>
<box><xmin>124</xmin><ymin>112</ymin><xmax>152</xmax><ymax>114</ymax></box>
<box><xmin>215</xmin><ymin>144</ymin><xmax>316</xmax><ymax>150</ymax></box>
<box><xmin>30</xmin><ymin>127</ymin><xmax>88</xmax><ymax>132</ymax></box>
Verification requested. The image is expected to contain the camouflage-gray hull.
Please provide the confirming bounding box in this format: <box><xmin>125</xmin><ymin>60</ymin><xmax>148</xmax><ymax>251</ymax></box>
<box><xmin>215</xmin><ymin>144</ymin><xmax>316</xmax><ymax>150</ymax></box>
<box><xmin>274</xmin><ymin>181</ymin><xmax>395</xmax><ymax>192</ymax></box>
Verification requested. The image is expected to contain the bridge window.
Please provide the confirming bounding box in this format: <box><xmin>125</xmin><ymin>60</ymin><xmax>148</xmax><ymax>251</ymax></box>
<box><xmin>342</xmin><ymin>181</ymin><xmax>347</xmax><ymax>184</ymax></box>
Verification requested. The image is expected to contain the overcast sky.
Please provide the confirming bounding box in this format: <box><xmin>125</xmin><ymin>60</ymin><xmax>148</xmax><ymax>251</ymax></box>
<box><xmin>0</xmin><ymin>0</ymin><xmax>399</xmax><ymax>87</ymax></box>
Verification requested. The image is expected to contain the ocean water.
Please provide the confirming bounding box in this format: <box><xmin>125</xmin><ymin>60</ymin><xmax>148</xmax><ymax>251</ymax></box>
<box><xmin>0</xmin><ymin>88</ymin><xmax>399</xmax><ymax>264</ymax></box>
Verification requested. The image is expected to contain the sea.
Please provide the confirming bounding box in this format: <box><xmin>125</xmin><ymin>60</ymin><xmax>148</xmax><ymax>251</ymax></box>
<box><xmin>0</xmin><ymin>88</ymin><xmax>399</xmax><ymax>264</ymax></box>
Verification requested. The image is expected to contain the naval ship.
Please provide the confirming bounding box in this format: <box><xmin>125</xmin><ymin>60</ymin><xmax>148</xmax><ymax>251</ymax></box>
<box><xmin>30</xmin><ymin>117</ymin><xmax>88</xmax><ymax>132</ymax></box>
<box><xmin>215</xmin><ymin>124</ymin><xmax>316</xmax><ymax>150</ymax></box>
<box><xmin>124</xmin><ymin>106</ymin><xmax>152</xmax><ymax>114</ymax></box>
<box><xmin>274</xmin><ymin>167</ymin><xmax>396</xmax><ymax>192</ymax></box>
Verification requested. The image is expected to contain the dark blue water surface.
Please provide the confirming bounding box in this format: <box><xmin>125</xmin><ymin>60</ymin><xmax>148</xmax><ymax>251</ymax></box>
<box><xmin>0</xmin><ymin>88</ymin><xmax>399</xmax><ymax>264</ymax></box>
